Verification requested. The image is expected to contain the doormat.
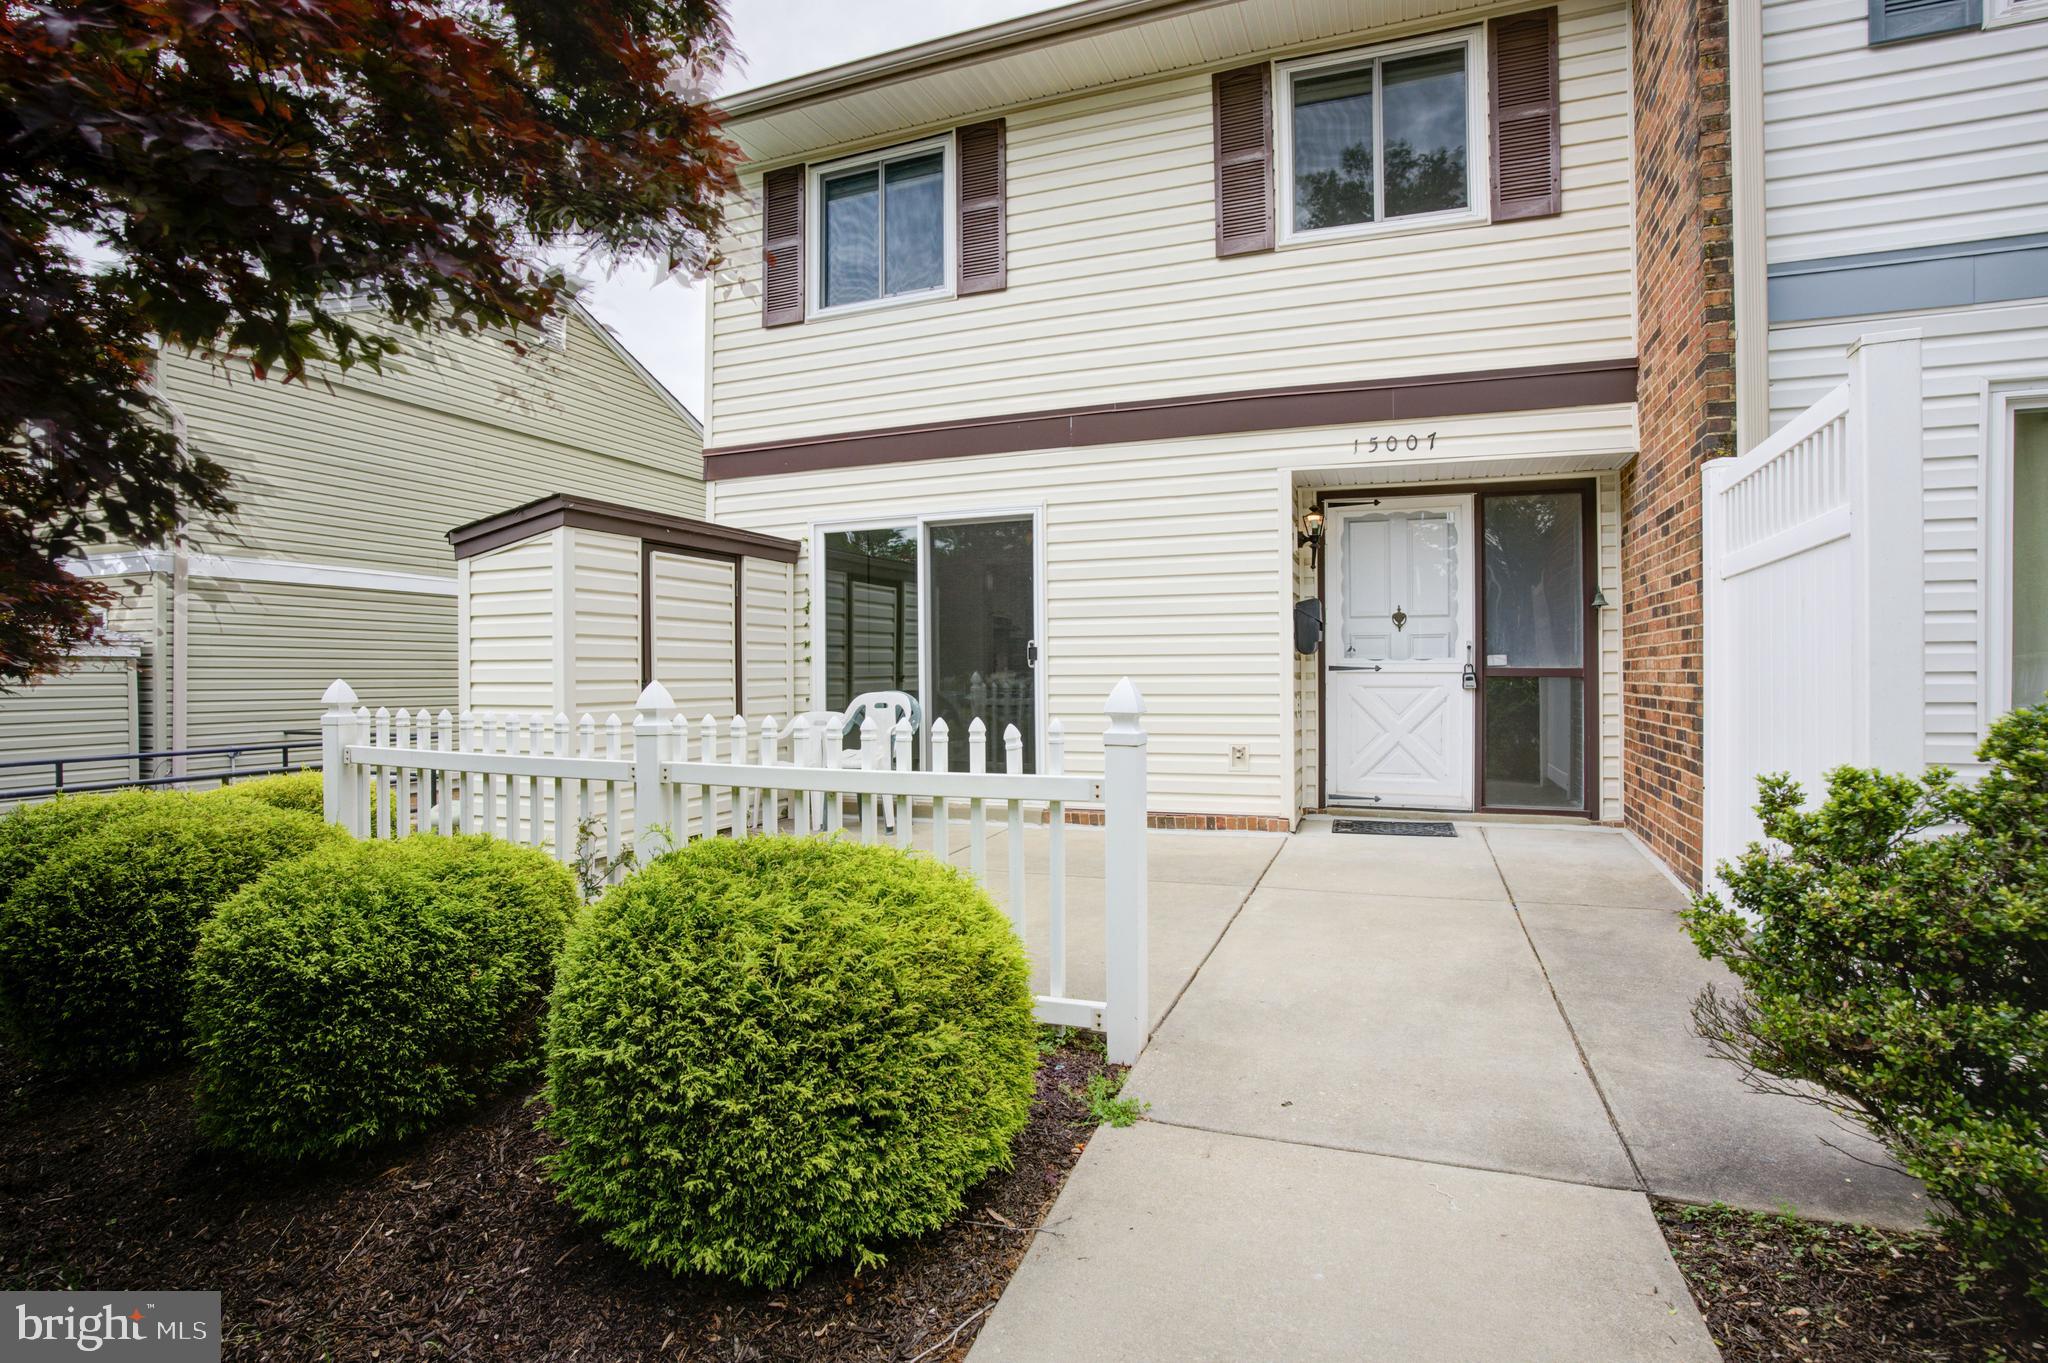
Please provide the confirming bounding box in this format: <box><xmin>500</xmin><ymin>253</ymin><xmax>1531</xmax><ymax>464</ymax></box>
<box><xmin>1331</xmin><ymin>819</ymin><xmax>1456</xmax><ymax>837</ymax></box>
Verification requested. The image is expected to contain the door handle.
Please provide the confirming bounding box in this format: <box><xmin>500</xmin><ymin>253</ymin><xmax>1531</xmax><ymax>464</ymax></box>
<box><xmin>1329</xmin><ymin>664</ymin><xmax>1383</xmax><ymax>673</ymax></box>
<box><xmin>1025</xmin><ymin>640</ymin><xmax>1039</xmax><ymax>668</ymax></box>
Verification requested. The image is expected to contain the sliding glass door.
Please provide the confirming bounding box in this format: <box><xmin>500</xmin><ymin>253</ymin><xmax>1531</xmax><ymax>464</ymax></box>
<box><xmin>821</xmin><ymin>528</ymin><xmax>917</xmax><ymax>711</ymax></box>
<box><xmin>818</xmin><ymin>513</ymin><xmax>1039</xmax><ymax>772</ymax></box>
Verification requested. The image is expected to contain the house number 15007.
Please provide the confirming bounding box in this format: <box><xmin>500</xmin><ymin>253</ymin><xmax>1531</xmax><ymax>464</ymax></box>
<box><xmin>1357</xmin><ymin>432</ymin><xmax>1438</xmax><ymax>454</ymax></box>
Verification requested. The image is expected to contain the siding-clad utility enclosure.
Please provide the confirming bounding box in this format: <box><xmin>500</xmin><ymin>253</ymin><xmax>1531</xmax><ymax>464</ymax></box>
<box><xmin>448</xmin><ymin>496</ymin><xmax>801</xmax><ymax>731</ymax></box>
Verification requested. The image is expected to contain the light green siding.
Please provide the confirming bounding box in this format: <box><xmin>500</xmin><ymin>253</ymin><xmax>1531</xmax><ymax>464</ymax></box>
<box><xmin>181</xmin><ymin>579</ymin><xmax>457</xmax><ymax>748</ymax></box>
<box><xmin>0</xmin><ymin>655</ymin><xmax>140</xmax><ymax>801</ymax></box>
<box><xmin>156</xmin><ymin>310</ymin><xmax>702</xmax><ymax>575</ymax></box>
<box><xmin>6</xmin><ymin>307</ymin><xmax>706</xmax><ymax>772</ymax></box>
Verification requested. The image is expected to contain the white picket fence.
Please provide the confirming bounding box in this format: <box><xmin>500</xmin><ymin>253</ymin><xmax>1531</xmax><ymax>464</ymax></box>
<box><xmin>1700</xmin><ymin>329</ymin><xmax>1924</xmax><ymax>895</ymax></box>
<box><xmin>319</xmin><ymin>676</ymin><xmax>1153</xmax><ymax>1063</ymax></box>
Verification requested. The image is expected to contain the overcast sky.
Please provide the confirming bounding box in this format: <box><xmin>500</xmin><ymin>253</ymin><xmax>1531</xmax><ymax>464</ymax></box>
<box><xmin>574</xmin><ymin>0</ymin><xmax>1052</xmax><ymax>421</ymax></box>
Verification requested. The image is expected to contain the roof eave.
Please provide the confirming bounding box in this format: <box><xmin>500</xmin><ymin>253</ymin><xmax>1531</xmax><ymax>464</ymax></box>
<box><xmin>718</xmin><ymin>0</ymin><xmax>1223</xmax><ymax>122</ymax></box>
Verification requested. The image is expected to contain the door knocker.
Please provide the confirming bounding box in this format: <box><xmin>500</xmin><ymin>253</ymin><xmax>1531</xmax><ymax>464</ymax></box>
<box><xmin>1391</xmin><ymin>605</ymin><xmax>1407</xmax><ymax>631</ymax></box>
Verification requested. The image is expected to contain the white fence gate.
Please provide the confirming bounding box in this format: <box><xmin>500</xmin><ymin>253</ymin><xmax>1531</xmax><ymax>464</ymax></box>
<box><xmin>1700</xmin><ymin>329</ymin><xmax>1925</xmax><ymax>893</ymax></box>
<box><xmin>320</xmin><ymin>677</ymin><xmax>1153</xmax><ymax>1063</ymax></box>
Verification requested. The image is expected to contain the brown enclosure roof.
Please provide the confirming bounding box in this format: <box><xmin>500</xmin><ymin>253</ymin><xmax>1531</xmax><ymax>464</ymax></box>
<box><xmin>447</xmin><ymin>494</ymin><xmax>800</xmax><ymax>563</ymax></box>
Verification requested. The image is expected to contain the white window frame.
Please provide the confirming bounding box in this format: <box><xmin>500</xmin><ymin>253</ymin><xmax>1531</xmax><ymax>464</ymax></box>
<box><xmin>1983</xmin><ymin>382</ymin><xmax>2048</xmax><ymax>728</ymax></box>
<box><xmin>1986</xmin><ymin>0</ymin><xmax>2048</xmax><ymax>27</ymax></box>
<box><xmin>805</xmin><ymin>134</ymin><xmax>957</xmax><ymax>320</ymax></box>
<box><xmin>1274</xmin><ymin>27</ymin><xmax>1491</xmax><ymax>248</ymax></box>
<box><xmin>808</xmin><ymin>504</ymin><xmax>1049</xmax><ymax>770</ymax></box>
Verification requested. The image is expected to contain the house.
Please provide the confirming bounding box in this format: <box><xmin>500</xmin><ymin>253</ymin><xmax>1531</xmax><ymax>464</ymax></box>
<box><xmin>693</xmin><ymin>0</ymin><xmax>1731</xmax><ymax>883</ymax></box>
<box><xmin>1730</xmin><ymin>0</ymin><xmax>2048</xmax><ymax>769</ymax></box>
<box><xmin>47</xmin><ymin>302</ymin><xmax>706</xmax><ymax>782</ymax></box>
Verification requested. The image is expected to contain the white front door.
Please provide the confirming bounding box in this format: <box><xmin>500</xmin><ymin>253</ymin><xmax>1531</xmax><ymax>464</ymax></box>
<box><xmin>1324</xmin><ymin>496</ymin><xmax>1476</xmax><ymax>809</ymax></box>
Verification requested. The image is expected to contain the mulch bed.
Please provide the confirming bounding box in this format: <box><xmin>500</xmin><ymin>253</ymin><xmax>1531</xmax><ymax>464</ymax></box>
<box><xmin>0</xmin><ymin>1033</ymin><xmax>1117</xmax><ymax>1362</ymax></box>
<box><xmin>1656</xmin><ymin>1200</ymin><xmax>2045</xmax><ymax>1362</ymax></box>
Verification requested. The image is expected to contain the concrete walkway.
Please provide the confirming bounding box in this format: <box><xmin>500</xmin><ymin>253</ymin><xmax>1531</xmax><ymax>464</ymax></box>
<box><xmin>968</xmin><ymin>820</ymin><xmax>1930</xmax><ymax>1362</ymax></box>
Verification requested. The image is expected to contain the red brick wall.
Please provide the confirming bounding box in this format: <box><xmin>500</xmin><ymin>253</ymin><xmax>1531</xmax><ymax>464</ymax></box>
<box><xmin>1624</xmin><ymin>0</ymin><xmax>1733</xmax><ymax>887</ymax></box>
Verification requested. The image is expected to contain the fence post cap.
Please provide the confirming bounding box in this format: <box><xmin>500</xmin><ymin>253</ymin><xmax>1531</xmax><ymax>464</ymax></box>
<box><xmin>634</xmin><ymin>680</ymin><xmax>675</xmax><ymax>712</ymax></box>
<box><xmin>322</xmin><ymin>679</ymin><xmax>358</xmax><ymax>707</ymax></box>
<box><xmin>1104</xmin><ymin>677</ymin><xmax>1146</xmax><ymax>721</ymax></box>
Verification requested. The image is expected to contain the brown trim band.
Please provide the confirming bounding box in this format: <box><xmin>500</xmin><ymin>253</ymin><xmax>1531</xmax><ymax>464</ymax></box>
<box><xmin>703</xmin><ymin>358</ymin><xmax>1638</xmax><ymax>480</ymax></box>
<box><xmin>448</xmin><ymin>493</ymin><xmax>800</xmax><ymax>563</ymax></box>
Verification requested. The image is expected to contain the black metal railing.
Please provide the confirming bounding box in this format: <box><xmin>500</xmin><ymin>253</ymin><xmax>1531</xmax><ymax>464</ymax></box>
<box><xmin>0</xmin><ymin>731</ymin><xmax>324</xmax><ymax>802</ymax></box>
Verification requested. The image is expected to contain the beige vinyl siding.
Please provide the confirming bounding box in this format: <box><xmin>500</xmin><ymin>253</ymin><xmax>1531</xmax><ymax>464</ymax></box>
<box><xmin>1761</xmin><ymin>0</ymin><xmax>2048</xmax><ymax>265</ymax></box>
<box><xmin>648</xmin><ymin>551</ymin><xmax>743</xmax><ymax>836</ymax></box>
<box><xmin>567</xmin><ymin>529</ymin><xmax>645</xmax><ymax>724</ymax></box>
<box><xmin>1595</xmin><ymin>473</ymin><xmax>1623</xmax><ymax>816</ymax></box>
<box><xmin>710</xmin><ymin>404</ymin><xmax>1635</xmax><ymax>820</ymax></box>
<box><xmin>463</xmin><ymin>534</ymin><xmax>561</xmax><ymax>715</ymax></box>
<box><xmin>743</xmin><ymin>558</ymin><xmax>799</xmax><ymax>722</ymax></box>
<box><xmin>649</xmin><ymin>552</ymin><xmax>739</xmax><ymax>722</ymax></box>
<box><xmin>156</xmin><ymin>312</ymin><xmax>701</xmax><ymax>578</ymax></box>
<box><xmin>0</xmin><ymin>655</ymin><xmax>140</xmax><ymax>801</ymax></box>
<box><xmin>1767</xmin><ymin>299</ymin><xmax>2048</xmax><ymax>770</ymax></box>
<box><xmin>707</xmin><ymin>0</ymin><xmax>1634</xmax><ymax>447</ymax></box>
<box><xmin>182</xmin><ymin>579</ymin><xmax>455</xmax><ymax>747</ymax></box>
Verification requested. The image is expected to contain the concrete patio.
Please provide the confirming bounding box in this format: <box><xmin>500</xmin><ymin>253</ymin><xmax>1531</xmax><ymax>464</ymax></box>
<box><xmin>966</xmin><ymin>817</ymin><xmax>1931</xmax><ymax>1362</ymax></box>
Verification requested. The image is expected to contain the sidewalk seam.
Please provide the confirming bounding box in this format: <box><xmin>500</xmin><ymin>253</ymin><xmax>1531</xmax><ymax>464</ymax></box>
<box><xmin>1142</xmin><ymin>836</ymin><xmax>1289</xmax><ymax>1042</ymax></box>
<box><xmin>1477</xmin><ymin>826</ymin><xmax>1651</xmax><ymax>1195</ymax></box>
<box><xmin>1136</xmin><ymin>1115</ymin><xmax>1645</xmax><ymax>1195</ymax></box>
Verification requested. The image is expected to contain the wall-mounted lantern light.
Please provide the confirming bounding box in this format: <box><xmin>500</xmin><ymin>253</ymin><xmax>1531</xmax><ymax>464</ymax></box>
<box><xmin>1298</xmin><ymin>508</ymin><xmax>1325</xmax><ymax>570</ymax></box>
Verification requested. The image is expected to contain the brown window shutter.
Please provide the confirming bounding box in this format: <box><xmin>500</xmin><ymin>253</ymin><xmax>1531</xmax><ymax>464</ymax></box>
<box><xmin>761</xmin><ymin>164</ymin><xmax>804</xmax><ymax>327</ymax></box>
<box><xmin>1489</xmin><ymin>8</ymin><xmax>1562</xmax><ymax>221</ymax></box>
<box><xmin>1212</xmin><ymin>63</ymin><xmax>1273</xmax><ymax>257</ymax></box>
<box><xmin>956</xmin><ymin>119</ymin><xmax>1008</xmax><ymax>295</ymax></box>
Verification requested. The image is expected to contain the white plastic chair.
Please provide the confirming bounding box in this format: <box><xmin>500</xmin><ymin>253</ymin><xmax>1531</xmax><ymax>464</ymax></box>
<box><xmin>784</xmin><ymin>691</ymin><xmax>921</xmax><ymax>831</ymax></box>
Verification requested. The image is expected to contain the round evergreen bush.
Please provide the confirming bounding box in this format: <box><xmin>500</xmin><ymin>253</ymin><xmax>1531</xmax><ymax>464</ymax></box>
<box><xmin>0</xmin><ymin>789</ymin><xmax>159</xmax><ymax>886</ymax></box>
<box><xmin>189</xmin><ymin>835</ymin><xmax>577</xmax><ymax>1161</ymax></box>
<box><xmin>0</xmin><ymin>794</ymin><xmax>338</xmax><ymax>1073</ymax></box>
<box><xmin>207</xmin><ymin>769</ymin><xmax>324</xmax><ymax>816</ymax></box>
<box><xmin>542</xmin><ymin>837</ymin><xmax>1038</xmax><ymax>1287</ymax></box>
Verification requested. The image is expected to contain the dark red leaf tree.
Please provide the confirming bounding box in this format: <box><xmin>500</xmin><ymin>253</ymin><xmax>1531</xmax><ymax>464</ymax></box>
<box><xmin>0</xmin><ymin>0</ymin><xmax>740</xmax><ymax>684</ymax></box>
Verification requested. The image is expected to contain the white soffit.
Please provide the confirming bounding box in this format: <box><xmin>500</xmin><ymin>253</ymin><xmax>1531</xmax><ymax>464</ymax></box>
<box><xmin>722</xmin><ymin>0</ymin><xmax>1501</xmax><ymax>167</ymax></box>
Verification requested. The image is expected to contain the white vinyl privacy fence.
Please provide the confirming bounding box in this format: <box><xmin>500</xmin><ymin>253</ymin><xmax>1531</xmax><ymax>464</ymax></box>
<box><xmin>1700</xmin><ymin>329</ymin><xmax>1925</xmax><ymax>894</ymax></box>
<box><xmin>320</xmin><ymin>676</ymin><xmax>1153</xmax><ymax>1062</ymax></box>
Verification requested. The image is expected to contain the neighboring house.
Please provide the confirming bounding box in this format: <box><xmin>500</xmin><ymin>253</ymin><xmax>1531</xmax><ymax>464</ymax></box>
<box><xmin>1728</xmin><ymin>0</ymin><xmax>2048</xmax><ymax>771</ymax></box>
<box><xmin>0</xmin><ymin>648</ymin><xmax>141</xmax><ymax>799</ymax></box>
<box><xmin>60</xmin><ymin>302</ymin><xmax>705</xmax><ymax>775</ymax></box>
<box><xmin>696</xmin><ymin>0</ymin><xmax>1728</xmax><ymax>879</ymax></box>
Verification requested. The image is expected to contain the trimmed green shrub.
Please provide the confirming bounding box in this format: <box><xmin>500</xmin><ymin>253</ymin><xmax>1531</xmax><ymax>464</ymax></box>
<box><xmin>1686</xmin><ymin>703</ymin><xmax>2048</xmax><ymax>1310</ymax></box>
<box><xmin>207</xmin><ymin>769</ymin><xmax>324</xmax><ymax>816</ymax></box>
<box><xmin>189</xmin><ymin>834</ymin><xmax>576</xmax><ymax>1161</ymax></box>
<box><xmin>542</xmin><ymin>837</ymin><xmax>1038</xmax><ymax>1286</ymax></box>
<box><xmin>0</xmin><ymin>794</ymin><xmax>338</xmax><ymax>1073</ymax></box>
<box><xmin>0</xmin><ymin>789</ymin><xmax>159</xmax><ymax>886</ymax></box>
<box><xmin>207</xmin><ymin>769</ymin><xmax>403</xmax><ymax>834</ymax></box>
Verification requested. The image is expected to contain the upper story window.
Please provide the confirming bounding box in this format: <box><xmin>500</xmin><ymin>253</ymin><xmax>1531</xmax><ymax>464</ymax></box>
<box><xmin>810</xmin><ymin>138</ymin><xmax>954</xmax><ymax>315</ymax></box>
<box><xmin>1276</xmin><ymin>32</ymin><xmax>1486</xmax><ymax>243</ymax></box>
